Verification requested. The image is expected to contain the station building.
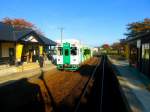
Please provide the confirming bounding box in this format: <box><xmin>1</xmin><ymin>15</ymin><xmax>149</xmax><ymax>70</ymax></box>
<box><xmin>125</xmin><ymin>32</ymin><xmax>150</xmax><ymax>78</ymax></box>
<box><xmin>0</xmin><ymin>22</ymin><xmax>56</xmax><ymax>65</ymax></box>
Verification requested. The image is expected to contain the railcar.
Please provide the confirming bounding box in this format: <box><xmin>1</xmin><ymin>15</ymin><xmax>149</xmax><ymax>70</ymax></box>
<box><xmin>55</xmin><ymin>39</ymin><xmax>92</xmax><ymax>71</ymax></box>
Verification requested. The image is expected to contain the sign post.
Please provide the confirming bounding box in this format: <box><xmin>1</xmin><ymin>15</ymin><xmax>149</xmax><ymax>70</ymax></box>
<box><xmin>137</xmin><ymin>40</ymin><xmax>141</xmax><ymax>48</ymax></box>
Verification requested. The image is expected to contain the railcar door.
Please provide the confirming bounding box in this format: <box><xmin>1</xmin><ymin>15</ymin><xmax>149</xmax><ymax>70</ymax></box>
<box><xmin>63</xmin><ymin>42</ymin><xmax>70</xmax><ymax>64</ymax></box>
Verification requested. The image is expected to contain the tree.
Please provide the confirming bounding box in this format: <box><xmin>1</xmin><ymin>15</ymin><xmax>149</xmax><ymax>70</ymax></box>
<box><xmin>102</xmin><ymin>44</ymin><xmax>110</xmax><ymax>49</ymax></box>
<box><xmin>111</xmin><ymin>42</ymin><xmax>124</xmax><ymax>55</ymax></box>
<box><xmin>1</xmin><ymin>17</ymin><xmax>43</xmax><ymax>34</ymax></box>
<box><xmin>125</xmin><ymin>18</ymin><xmax>150</xmax><ymax>37</ymax></box>
<box><xmin>111</xmin><ymin>42</ymin><xmax>120</xmax><ymax>50</ymax></box>
<box><xmin>2</xmin><ymin>17</ymin><xmax>34</xmax><ymax>28</ymax></box>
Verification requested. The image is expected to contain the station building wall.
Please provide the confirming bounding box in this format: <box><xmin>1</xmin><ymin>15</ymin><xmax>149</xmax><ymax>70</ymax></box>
<box><xmin>128</xmin><ymin>35</ymin><xmax>150</xmax><ymax>78</ymax></box>
<box><xmin>1</xmin><ymin>43</ymin><xmax>15</xmax><ymax>58</ymax></box>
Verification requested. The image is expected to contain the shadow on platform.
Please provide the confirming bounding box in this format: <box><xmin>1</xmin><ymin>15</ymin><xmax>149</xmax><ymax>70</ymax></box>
<box><xmin>0</xmin><ymin>78</ymin><xmax>45</xmax><ymax>112</ymax></box>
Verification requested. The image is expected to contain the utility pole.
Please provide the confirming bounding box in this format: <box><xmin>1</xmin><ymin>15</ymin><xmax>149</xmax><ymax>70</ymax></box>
<box><xmin>58</xmin><ymin>27</ymin><xmax>64</xmax><ymax>44</ymax></box>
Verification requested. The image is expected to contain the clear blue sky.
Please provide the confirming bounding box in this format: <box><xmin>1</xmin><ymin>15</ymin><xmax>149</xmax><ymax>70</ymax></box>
<box><xmin>0</xmin><ymin>0</ymin><xmax>150</xmax><ymax>46</ymax></box>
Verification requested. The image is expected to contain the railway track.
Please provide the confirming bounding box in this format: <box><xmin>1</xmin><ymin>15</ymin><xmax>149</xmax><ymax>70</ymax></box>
<box><xmin>73</xmin><ymin>56</ymin><xmax>103</xmax><ymax>112</ymax></box>
<box><xmin>51</xmin><ymin>57</ymin><xmax>101</xmax><ymax>112</ymax></box>
<box><xmin>73</xmin><ymin>55</ymin><xmax>129</xmax><ymax>112</ymax></box>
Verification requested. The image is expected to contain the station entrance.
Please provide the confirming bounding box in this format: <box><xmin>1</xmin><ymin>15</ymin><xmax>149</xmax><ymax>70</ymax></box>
<box><xmin>21</xmin><ymin>44</ymin><xmax>40</xmax><ymax>63</ymax></box>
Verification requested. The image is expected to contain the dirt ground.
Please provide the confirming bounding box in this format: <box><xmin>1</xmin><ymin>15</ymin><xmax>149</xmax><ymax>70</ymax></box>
<box><xmin>0</xmin><ymin>57</ymin><xmax>100</xmax><ymax>112</ymax></box>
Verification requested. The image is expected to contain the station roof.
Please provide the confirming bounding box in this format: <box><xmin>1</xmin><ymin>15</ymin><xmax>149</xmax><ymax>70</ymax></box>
<box><xmin>0</xmin><ymin>22</ymin><xmax>56</xmax><ymax>46</ymax></box>
<box><xmin>125</xmin><ymin>31</ymin><xmax>150</xmax><ymax>42</ymax></box>
<box><xmin>39</xmin><ymin>35</ymin><xmax>56</xmax><ymax>46</ymax></box>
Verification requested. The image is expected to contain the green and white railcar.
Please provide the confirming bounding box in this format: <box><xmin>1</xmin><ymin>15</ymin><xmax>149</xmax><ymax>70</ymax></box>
<box><xmin>56</xmin><ymin>39</ymin><xmax>92</xmax><ymax>71</ymax></box>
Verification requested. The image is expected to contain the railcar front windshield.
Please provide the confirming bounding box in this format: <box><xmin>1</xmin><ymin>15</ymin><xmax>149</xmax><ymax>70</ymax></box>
<box><xmin>57</xmin><ymin>47</ymin><xmax>63</xmax><ymax>56</ymax></box>
<box><xmin>71</xmin><ymin>47</ymin><xmax>77</xmax><ymax>55</ymax></box>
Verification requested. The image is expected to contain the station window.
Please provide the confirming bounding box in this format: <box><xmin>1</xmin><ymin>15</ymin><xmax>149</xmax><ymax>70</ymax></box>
<box><xmin>9</xmin><ymin>48</ymin><xmax>14</xmax><ymax>57</ymax></box>
<box><xmin>71</xmin><ymin>47</ymin><xmax>77</xmax><ymax>55</ymax></box>
<box><xmin>142</xmin><ymin>43</ymin><xmax>150</xmax><ymax>60</ymax></box>
<box><xmin>57</xmin><ymin>47</ymin><xmax>63</xmax><ymax>56</ymax></box>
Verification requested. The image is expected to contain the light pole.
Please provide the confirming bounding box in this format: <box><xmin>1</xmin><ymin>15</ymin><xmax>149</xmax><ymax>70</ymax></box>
<box><xmin>58</xmin><ymin>27</ymin><xmax>64</xmax><ymax>44</ymax></box>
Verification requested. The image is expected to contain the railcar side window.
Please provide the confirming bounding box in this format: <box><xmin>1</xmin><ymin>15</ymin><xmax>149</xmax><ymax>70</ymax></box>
<box><xmin>71</xmin><ymin>47</ymin><xmax>77</xmax><ymax>55</ymax></box>
<box><xmin>52</xmin><ymin>49</ymin><xmax>57</xmax><ymax>55</ymax></box>
<box><xmin>57</xmin><ymin>47</ymin><xmax>63</xmax><ymax>55</ymax></box>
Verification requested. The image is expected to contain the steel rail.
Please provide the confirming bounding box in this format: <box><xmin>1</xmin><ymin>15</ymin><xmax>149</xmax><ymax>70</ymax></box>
<box><xmin>74</xmin><ymin>57</ymin><xmax>101</xmax><ymax>112</ymax></box>
<box><xmin>99</xmin><ymin>55</ymin><xmax>106</xmax><ymax>112</ymax></box>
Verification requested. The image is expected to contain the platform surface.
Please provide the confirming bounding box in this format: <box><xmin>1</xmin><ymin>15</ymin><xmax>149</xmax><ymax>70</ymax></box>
<box><xmin>109</xmin><ymin>56</ymin><xmax>150</xmax><ymax>112</ymax></box>
<box><xmin>0</xmin><ymin>62</ymin><xmax>56</xmax><ymax>84</ymax></box>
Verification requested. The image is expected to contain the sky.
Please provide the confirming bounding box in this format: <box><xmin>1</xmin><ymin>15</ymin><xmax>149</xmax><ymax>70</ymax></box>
<box><xmin>0</xmin><ymin>0</ymin><xmax>150</xmax><ymax>46</ymax></box>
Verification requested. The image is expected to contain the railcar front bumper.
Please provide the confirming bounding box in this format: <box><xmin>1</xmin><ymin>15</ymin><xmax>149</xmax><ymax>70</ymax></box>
<box><xmin>57</xmin><ymin>64</ymin><xmax>79</xmax><ymax>71</ymax></box>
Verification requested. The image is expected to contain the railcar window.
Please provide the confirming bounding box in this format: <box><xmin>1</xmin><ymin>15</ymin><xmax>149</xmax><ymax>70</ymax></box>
<box><xmin>53</xmin><ymin>49</ymin><xmax>57</xmax><ymax>55</ymax></box>
<box><xmin>65</xmin><ymin>49</ymin><xmax>69</xmax><ymax>56</ymax></box>
<box><xmin>71</xmin><ymin>47</ymin><xmax>77</xmax><ymax>55</ymax></box>
<box><xmin>57</xmin><ymin>47</ymin><xmax>63</xmax><ymax>55</ymax></box>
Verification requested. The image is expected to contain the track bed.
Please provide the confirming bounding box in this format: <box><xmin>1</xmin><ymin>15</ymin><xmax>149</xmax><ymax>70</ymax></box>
<box><xmin>0</xmin><ymin>57</ymin><xmax>100</xmax><ymax>112</ymax></box>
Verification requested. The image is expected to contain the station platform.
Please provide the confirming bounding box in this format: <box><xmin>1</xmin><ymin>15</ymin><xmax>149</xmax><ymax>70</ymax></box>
<box><xmin>109</xmin><ymin>56</ymin><xmax>150</xmax><ymax>112</ymax></box>
<box><xmin>0</xmin><ymin>61</ymin><xmax>56</xmax><ymax>84</ymax></box>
